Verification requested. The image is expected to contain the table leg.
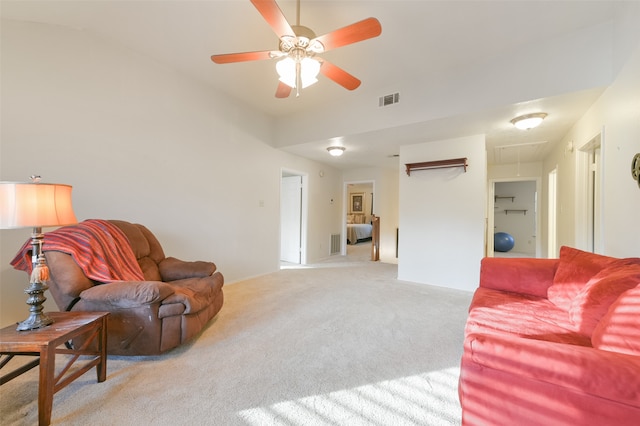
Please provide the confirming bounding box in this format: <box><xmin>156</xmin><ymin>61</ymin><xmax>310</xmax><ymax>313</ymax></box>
<box><xmin>97</xmin><ymin>316</ymin><xmax>107</xmax><ymax>382</ymax></box>
<box><xmin>38</xmin><ymin>344</ymin><xmax>56</xmax><ymax>426</ymax></box>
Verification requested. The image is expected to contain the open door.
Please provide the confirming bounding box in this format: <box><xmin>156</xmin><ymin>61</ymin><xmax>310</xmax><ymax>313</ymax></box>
<box><xmin>280</xmin><ymin>174</ymin><xmax>302</xmax><ymax>264</ymax></box>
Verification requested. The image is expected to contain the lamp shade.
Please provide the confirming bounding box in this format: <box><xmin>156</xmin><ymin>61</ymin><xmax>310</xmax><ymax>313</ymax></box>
<box><xmin>0</xmin><ymin>182</ymin><xmax>77</xmax><ymax>229</ymax></box>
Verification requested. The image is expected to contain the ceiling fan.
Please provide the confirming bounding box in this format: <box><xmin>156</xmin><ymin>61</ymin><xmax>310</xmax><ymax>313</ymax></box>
<box><xmin>210</xmin><ymin>0</ymin><xmax>382</xmax><ymax>98</ymax></box>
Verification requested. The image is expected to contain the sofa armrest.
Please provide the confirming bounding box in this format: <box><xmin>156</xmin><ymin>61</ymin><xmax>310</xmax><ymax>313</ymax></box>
<box><xmin>479</xmin><ymin>257</ymin><xmax>559</xmax><ymax>297</ymax></box>
<box><xmin>466</xmin><ymin>332</ymin><xmax>640</xmax><ymax>406</ymax></box>
<box><xmin>158</xmin><ymin>256</ymin><xmax>217</xmax><ymax>281</ymax></box>
<box><xmin>78</xmin><ymin>281</ymin><xmax>175</xmax><ymax>309</ymax></box>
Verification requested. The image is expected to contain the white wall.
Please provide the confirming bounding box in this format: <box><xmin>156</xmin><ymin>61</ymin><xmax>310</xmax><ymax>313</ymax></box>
<box><xmin>488</xmin><ymin>162</ymin><xmax>543</xmax><ymax>181</ymax></box>
<box><xmin>398</xmin><ymin>135</ymin><xmax>487</xmax><ymax>291</ymax></box>
<box><xmin>0</xmin><ymin>21</ymin><xmax>342</xmax><ymax>326</ymax></box>
<box><xmin>542</xmin><ymin>27</ymin><xmax>640</xmax><ymax>258</ymax></box>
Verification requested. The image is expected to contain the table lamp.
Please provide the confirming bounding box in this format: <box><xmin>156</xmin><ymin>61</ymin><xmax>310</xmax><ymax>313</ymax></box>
<box><xmin>0</xmin><ymin>176</ymin><xmax>77</xmax><ymax>330</ymax></box>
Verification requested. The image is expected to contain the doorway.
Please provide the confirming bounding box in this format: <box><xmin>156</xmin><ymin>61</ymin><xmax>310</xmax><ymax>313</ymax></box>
<box><xmin>576</xmin><ymin>132</ymin><xmax>603</xmax><ymax>253</ymax></box>
<box><xmin>548</xmin><ymin>167</ymin><xmax>558</xmax><ymax>258</ymax></box>
<box><xmin>488</xmin><ymin>178</ymin><xmax>541</xmax><ymax>258</ymax></box>
<box><xmin>342</xmin><ymin>180</ymin><xmax>375</xmax><ymax>259</ymax></box>
<box><xmin>280</xmin><ymin>170</ymin><xmax>308</xmax><ymax>265</ymax></box>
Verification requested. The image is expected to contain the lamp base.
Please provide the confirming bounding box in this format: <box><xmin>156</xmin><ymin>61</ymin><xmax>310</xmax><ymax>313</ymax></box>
<box><xmin>17</xmin><ymin>311</ymin><xmax>54</xmax><ymax>331</ymax></box>
<box><xmin>16</xmin><ymin>281</ymin><xmax>54</xmax><ymax>331</ymax></box>
<box><xmin>16</xmin><ymin>228</ymin><xmax>55</xmax><ymax>331</ymax></box>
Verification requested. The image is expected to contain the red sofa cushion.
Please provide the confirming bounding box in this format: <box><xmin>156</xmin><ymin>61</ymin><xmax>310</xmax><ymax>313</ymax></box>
<box><xmin>548</xmin><ymin>247</ymin><xmax>622</xmax><ymax>311</ymax></box>
<box><xmin>570</xmin><ymin>263</ymin><xmax>640</xmax><ymax>336</ymax></box>
<box><xmin>466</xmin><ymin>332</ymin><xmax>640</xmax><ymax>406</ymax></box>
<box><xmin>467</xmin><ymin>287</ymin><xmax>590</xmax><ymax>346</ymax></box>
<box><xmin>592</xmin><ymin>284</ymin><xmax>640</xmax><ymax>356</ymax></box>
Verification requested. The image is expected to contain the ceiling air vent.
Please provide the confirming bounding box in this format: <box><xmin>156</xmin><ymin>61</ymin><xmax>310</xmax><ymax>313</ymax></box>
<box><xmin>379</xmin><ymin>92</ymin><xmax>400</xmax><ymax>107</ymax></box>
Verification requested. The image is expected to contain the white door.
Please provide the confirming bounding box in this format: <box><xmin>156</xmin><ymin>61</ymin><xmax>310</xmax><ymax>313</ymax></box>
<box><xmin>280</xmin><ymin>175</ymin><xmax>302</xmax><ymax>263</ymax></box>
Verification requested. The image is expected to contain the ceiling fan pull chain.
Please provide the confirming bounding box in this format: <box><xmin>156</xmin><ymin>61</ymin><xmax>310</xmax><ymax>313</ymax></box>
<box><xmin>296</xmin><ymin>60</ymin><xmax>301</xmax><ymax>97</ymax></box>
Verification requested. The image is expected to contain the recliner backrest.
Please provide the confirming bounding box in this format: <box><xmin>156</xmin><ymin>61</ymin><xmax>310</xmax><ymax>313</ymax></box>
<box><xmin>109</xmin><ymin>220</ymin><xmax>166</xmax><ymax>281</ymax></box>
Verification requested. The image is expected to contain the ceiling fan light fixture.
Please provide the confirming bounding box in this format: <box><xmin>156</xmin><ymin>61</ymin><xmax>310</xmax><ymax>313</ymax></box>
<box><xmin>308</xmin><ymin>40</ymin><xmax>325</xmax><ymax>54</ymax></box>
<box><xmin>210</xmin><ymin>0</ymin><xmax>382</xmax><ymax>98</ymax></box>
<box><xmin>276</xmin><ymin>56</ymin><xmax>320</xmax><ymax>89</ymax></box>
<box><xmin>327</xmin><ymin>146</ymin><xmax>346</xmax><ymax>156</ymax></box>
<box><xmin>510</xmin><ymin>112</ymin><xmax>547</xmax><ymax>130</ymax></box>
<box><xmin>276</xmin><ymin>57</ymin><xmax>297</xmax><ymax>87</ymax></box>
<box><xmin>300</xmin><ymin>57</ymin><xmax>320</xmax><ymax>88</ymax></box>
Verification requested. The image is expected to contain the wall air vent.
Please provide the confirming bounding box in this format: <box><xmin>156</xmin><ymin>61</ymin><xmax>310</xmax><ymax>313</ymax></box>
<box><xmin>379</xmin><ymin>92</ymin><xmax>400</xmax><ymax>107</ymax></box>
<box><xmin>330</xmin><ymin>234</ymin><xmax>341</xmax><ymax>255</ymax></box>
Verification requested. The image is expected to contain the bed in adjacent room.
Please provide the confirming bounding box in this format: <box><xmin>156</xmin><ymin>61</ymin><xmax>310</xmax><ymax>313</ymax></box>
<box><xmin>346</xmin><ymin>214</ymin><xmax>373</xmax><ymax>244</ymax></box>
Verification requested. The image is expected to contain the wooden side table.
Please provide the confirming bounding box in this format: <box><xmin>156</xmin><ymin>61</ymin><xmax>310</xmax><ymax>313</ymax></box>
<box><xmin>0</xmin><ymin>311</ymin><xmax>109</xmax><ymax>426</ymax></box>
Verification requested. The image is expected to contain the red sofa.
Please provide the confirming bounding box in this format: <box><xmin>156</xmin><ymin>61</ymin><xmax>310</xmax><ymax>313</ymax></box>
<box><xmin>459</xmin><ymin>246</ymin><xmax>640</xmax><ymax>425</ymax></box>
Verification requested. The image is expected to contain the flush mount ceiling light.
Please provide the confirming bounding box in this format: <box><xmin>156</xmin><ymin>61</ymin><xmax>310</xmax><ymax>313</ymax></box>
<box><xmin>327</xmin><ymin>146</ymin><xmax>346</xmax><ymax>157</ymax></box>
<box><xmin>510</xmin><ymin>112</ymin><xmax>547</xmax><ymax>130</ymax></box>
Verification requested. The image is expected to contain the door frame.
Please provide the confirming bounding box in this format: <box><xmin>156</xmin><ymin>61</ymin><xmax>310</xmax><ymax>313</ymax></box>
<box><xmin>548</xmin><ymin>166</ymin><xmax>558</xmax><ymax>258</ymax></box>
<box><xmin>487</xmin><ymin>177</ymin><xmax>542</xmax><ymax>257</ymax></box>
<box><xmin>280</xmin><ymin>168</ymin><xmax>308</xmax><ymax>265</ymax></box>
<box><xmin>574</xmin><ymin>129</ymin><xmax>604</xmax><ymax>253</ymax></box>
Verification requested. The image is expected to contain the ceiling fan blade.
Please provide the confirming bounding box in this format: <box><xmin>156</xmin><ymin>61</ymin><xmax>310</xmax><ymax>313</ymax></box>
<box><xmin>275</xmin><ymin>81</ymin><xmax>292</xmax><ymax>98</ymax></box>
<box><xmin>312</xmin><ymin>17</ymin><xmax>382</xmax><ymax>52</ymax></box>
<box><xmin>250</xmin><ymin>0</ymin><xmax>295</xmax><ymax>39</ymax></box>
<box><xmin>320</xmin><ymin>60</ymin><xmax>361</xmax><ymax>91</ymax></box>
<box><xmin>211</xmin><ymin>50</ymin><xmax>276</xmax><ymax>64</ymax></box>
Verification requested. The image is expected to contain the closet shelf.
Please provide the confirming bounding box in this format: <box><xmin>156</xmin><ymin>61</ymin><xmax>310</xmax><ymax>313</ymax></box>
<box><xmin>504</xmin><ymin>209</ymin><xmax>528</xmax><ymax>215</ymax></box>
<box><xmin>405</xmin><ymin>158</ymin><xmax>468</xmax><ymax>176</ymax></box>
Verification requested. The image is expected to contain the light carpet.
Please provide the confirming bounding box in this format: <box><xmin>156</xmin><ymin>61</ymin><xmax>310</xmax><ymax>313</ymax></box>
<box><xmin>0</xmin><ymin>252</ymin><xmax>473</xmax><ymax>425</ymax></box>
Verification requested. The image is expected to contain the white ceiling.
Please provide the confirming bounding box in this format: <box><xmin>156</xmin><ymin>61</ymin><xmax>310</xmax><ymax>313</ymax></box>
<box><xmin>0</xmin><ymin>0</ymin><xmax>619</xmax><ymax>169</ymax></box>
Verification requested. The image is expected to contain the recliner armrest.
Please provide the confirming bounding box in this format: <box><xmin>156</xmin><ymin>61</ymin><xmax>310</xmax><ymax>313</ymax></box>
<box><xmin>159</xmin><ymin>256</ymin><xmax>217</xmax><ymax>281</ymax></box>
<box><xmin>78</xmin><ymin>281</ymin><xmax>175</xmax><ymax>309</ymax></box>
<box><xmin>162</xmin><ymin>273</ymin><xmax>224</xmax><ymax>314</ymax></box>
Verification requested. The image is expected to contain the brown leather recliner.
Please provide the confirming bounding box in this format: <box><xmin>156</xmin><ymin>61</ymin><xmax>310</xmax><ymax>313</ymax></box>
<box><xmin>43</xmin><ymin>220</ymin><xmax>224</xmax><ymax>356</ymax></box>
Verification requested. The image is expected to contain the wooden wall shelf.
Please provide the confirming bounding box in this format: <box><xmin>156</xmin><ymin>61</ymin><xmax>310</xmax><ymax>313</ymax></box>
<box><xmin>495</xmin><ymin>196</ymin><xmax>515</xmax><ymax>202</ymax></box>
<box><xmin>405</xmin><ymin>158</ymin><xmax>468</xmax><ymax>176</ymax></box>
<box><xmin>504</xmin><ymin>209</ymin><xmax>528</xmax><ymax>215</ymax></box>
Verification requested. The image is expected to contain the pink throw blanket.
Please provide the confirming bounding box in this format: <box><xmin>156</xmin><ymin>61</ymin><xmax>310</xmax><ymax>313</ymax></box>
<box><xmin>11</xmin><ymin>219</ymin><xmax>144</xmax><ymax>283</ymax></box>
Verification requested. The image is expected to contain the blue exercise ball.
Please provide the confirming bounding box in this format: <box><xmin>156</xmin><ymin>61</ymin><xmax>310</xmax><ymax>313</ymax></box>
<box><xmin>494</xmin><ymin>232</ymin><xmax>515</xmax><ymax>252</ymax></box>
